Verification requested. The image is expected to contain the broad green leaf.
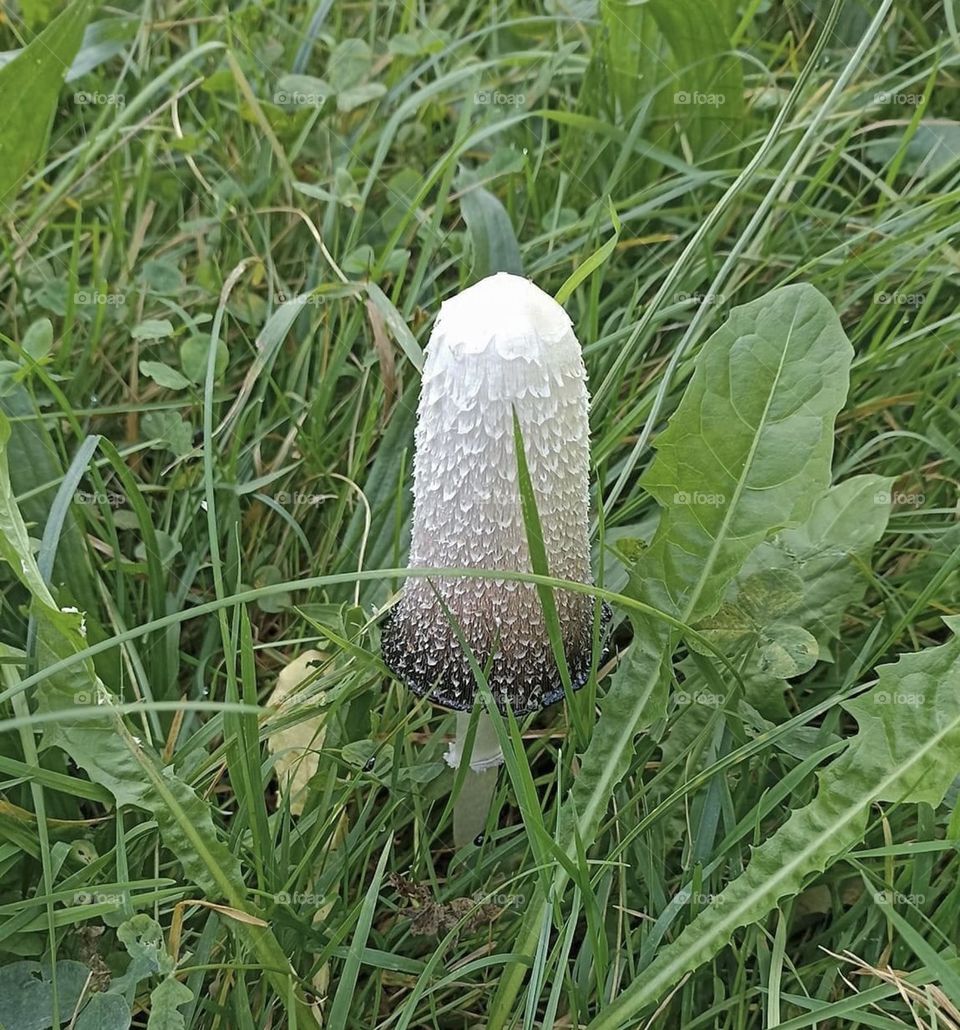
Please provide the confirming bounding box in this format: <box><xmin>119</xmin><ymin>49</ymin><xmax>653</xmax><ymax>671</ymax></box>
<box><xmin>74</xmin><ymin>992</ymin><xmax>132</xmax><ymax>1030</ymax></box>
<box><xmin>756</xmin><ymin>623</ymin><xmax>818</xmax><ymax>678</ymax></box>
<box><xmin>343</xmin><ymin>243</ymin><xmax>374</xmax><ymax>272</ymax></box>
<box><xmin>0</xmin><ymin>959</ymin><xmax>90</xmax><ymax>1030</ymax></box>
<box><xmin>111</xmin><ymin>914</ymin><xmax>170</xmax><ymax>1001</ymax></box>
<box><xmin>147</xmin><ymin>976</ymin><xmax>193</xmax><ymax>1030</ymax></box>
<box><xmin>22</xmin><ymin>318</ymin><xmax>54</xmax><ymax>361</ymax></box>
<box><xmin>337</xmin><ymin>82</ymin><xmax>386</xmax><ymax>113</ymax></box>
<box><xmin>334</xmin><ymin>166</ymin><xmax>362</xmax><ymax>208</ymax></box>
<box><xmin>139</xmin><ymin>361</ymin><xmax>192</xmax><ymax>391</ymax></box>
<box><xmin>459</xmin><ymin>186</ymin><xmax>523</xmax><ymax>280</ymax></box>
<box><xmin>732</xmin><ymin>568</ymin><xmax>806</xmax><ymax>623</ymax></box>
<box><xmin>274</xmin><ymin>73</ymin><xmax>331</xmax><ymax>108</ymax></box>
<box><xmin>721</xmin><ymin>474</ymin><xmax>893</xmax><ymax>717</ymax></box>
<box><xmin>180</xmin><ymin>334</ymin><xmax>228</xmax><ymax>383</ymax></box>
<box><xmin>140</xmin><ymin>260</ymin><xmax>184</xmax><ymax>295</ymax></box>
<box><xmin>687</xmin><ymin>568</ymin><xmax>806</xmax><ymax>654</ymax></box>
<box><xmin>117</xmin><ymin>914</ymin><xmax>171</xmax><ymax>974</ymax></box>
<box><xmin>740</xmin><ymin>474</ymin><xmax>894</xmax><ymax>654</ymax></box>
<box><xmin>590</xmin><ymin>617</ymin><xmax>960</xmax><ymax>1028</ymax></box>
<box><xmin>133</xmin><ymin>529</ymin><xmax>181</xmax><ymax>569</ymax></box>
<box><xmin>568</xmin><ymin>284</ymin><xmax>853</xmax><ymax>856</ymax></box>
<box><xmin>327</xmin><ymin>38</ymin><xmax>373</xmax><ymax>91</ymax></box>
<box><xmin>65</xmin><ymin>18</ymin><xmax>138</xmax><ymax>82</ymax></box>
<box><xmin>132</xmin><ymin>318</ymin><xmax>175</xmax><ymax>341</ymax></box>
<box><xmin>0</xmin><ymin>0</ymin><xmax>92</xmax><ymax>205</ymax></box>
<box><xmin>865</xmin><ymin>122</ymin><xmax>960</xmax><ymax>177</ymax></box>
<box><xmin>254</xmin><ymin>564</ymin><xmax>291</xmax><ymax>611</ymax></box>
<box><xmin>387</xmin><ymin>28</ymin><xmax>450</xmax><ymax>56</ymax></box>
<box><xmin>639</xmin><ymin>284</ymin><xmax>853</xmax><ymax>622</ymax></box>
<box><xmin>142</xmin><ymin>410</ymin><xmax>193</xmax><ymax>458</ymax></box>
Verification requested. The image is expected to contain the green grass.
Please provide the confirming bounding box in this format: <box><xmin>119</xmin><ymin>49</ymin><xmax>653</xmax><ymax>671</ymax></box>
<box><xmin>2</xmin><ymin>0</ymin><xmax>960</xmax><ymax>1027</ymax></box>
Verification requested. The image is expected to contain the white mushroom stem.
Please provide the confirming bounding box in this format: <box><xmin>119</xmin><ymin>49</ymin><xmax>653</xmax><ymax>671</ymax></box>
<box><xmin>445</xmin><ymin>712</ymin><xmax>504</xmax><ymax>849</ymax></box>
<box><xmin>445</xmin><ymin>710</ymin><xmax>505</xmax><ymax>772</ymax></box>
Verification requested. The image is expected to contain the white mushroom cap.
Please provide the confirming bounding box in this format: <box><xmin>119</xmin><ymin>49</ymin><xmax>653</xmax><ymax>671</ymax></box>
<box><xmin>382</xmin><ymin>273</ymin><xmax>607</xmax><ymax>714</ymax></box>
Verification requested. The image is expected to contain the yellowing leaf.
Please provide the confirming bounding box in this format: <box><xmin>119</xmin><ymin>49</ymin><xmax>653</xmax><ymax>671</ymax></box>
<box><xmin>266</xmin><ymin>650</ymin><xmax>327</xmax><ymax>815</ymax></box>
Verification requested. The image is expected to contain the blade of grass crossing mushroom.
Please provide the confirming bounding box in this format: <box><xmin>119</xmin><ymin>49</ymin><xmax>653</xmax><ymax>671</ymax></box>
<box><xmin>511</xmin><ymin>409</ymin><xmax>582</xmax><ymax>738</ymax></box>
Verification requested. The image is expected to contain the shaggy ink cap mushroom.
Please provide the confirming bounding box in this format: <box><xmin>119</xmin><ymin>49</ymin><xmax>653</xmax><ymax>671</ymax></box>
<box><xmin>381</xmin><ymin>272</ymin><xmax>610</xmax><ymax>717</ymax></box>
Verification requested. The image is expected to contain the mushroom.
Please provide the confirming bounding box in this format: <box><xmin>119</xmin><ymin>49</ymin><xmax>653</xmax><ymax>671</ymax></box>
<box><xmin>381</xmin><ymin>272</ymin><xmax>608</xmax><ymax>846</ymax></box>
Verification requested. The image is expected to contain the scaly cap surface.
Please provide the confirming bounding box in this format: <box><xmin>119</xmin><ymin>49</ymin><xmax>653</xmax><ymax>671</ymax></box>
<box><xmin>382</xmin><ymin>272</ymin><xmax>606</xmax><ymax>714</ymax></box>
